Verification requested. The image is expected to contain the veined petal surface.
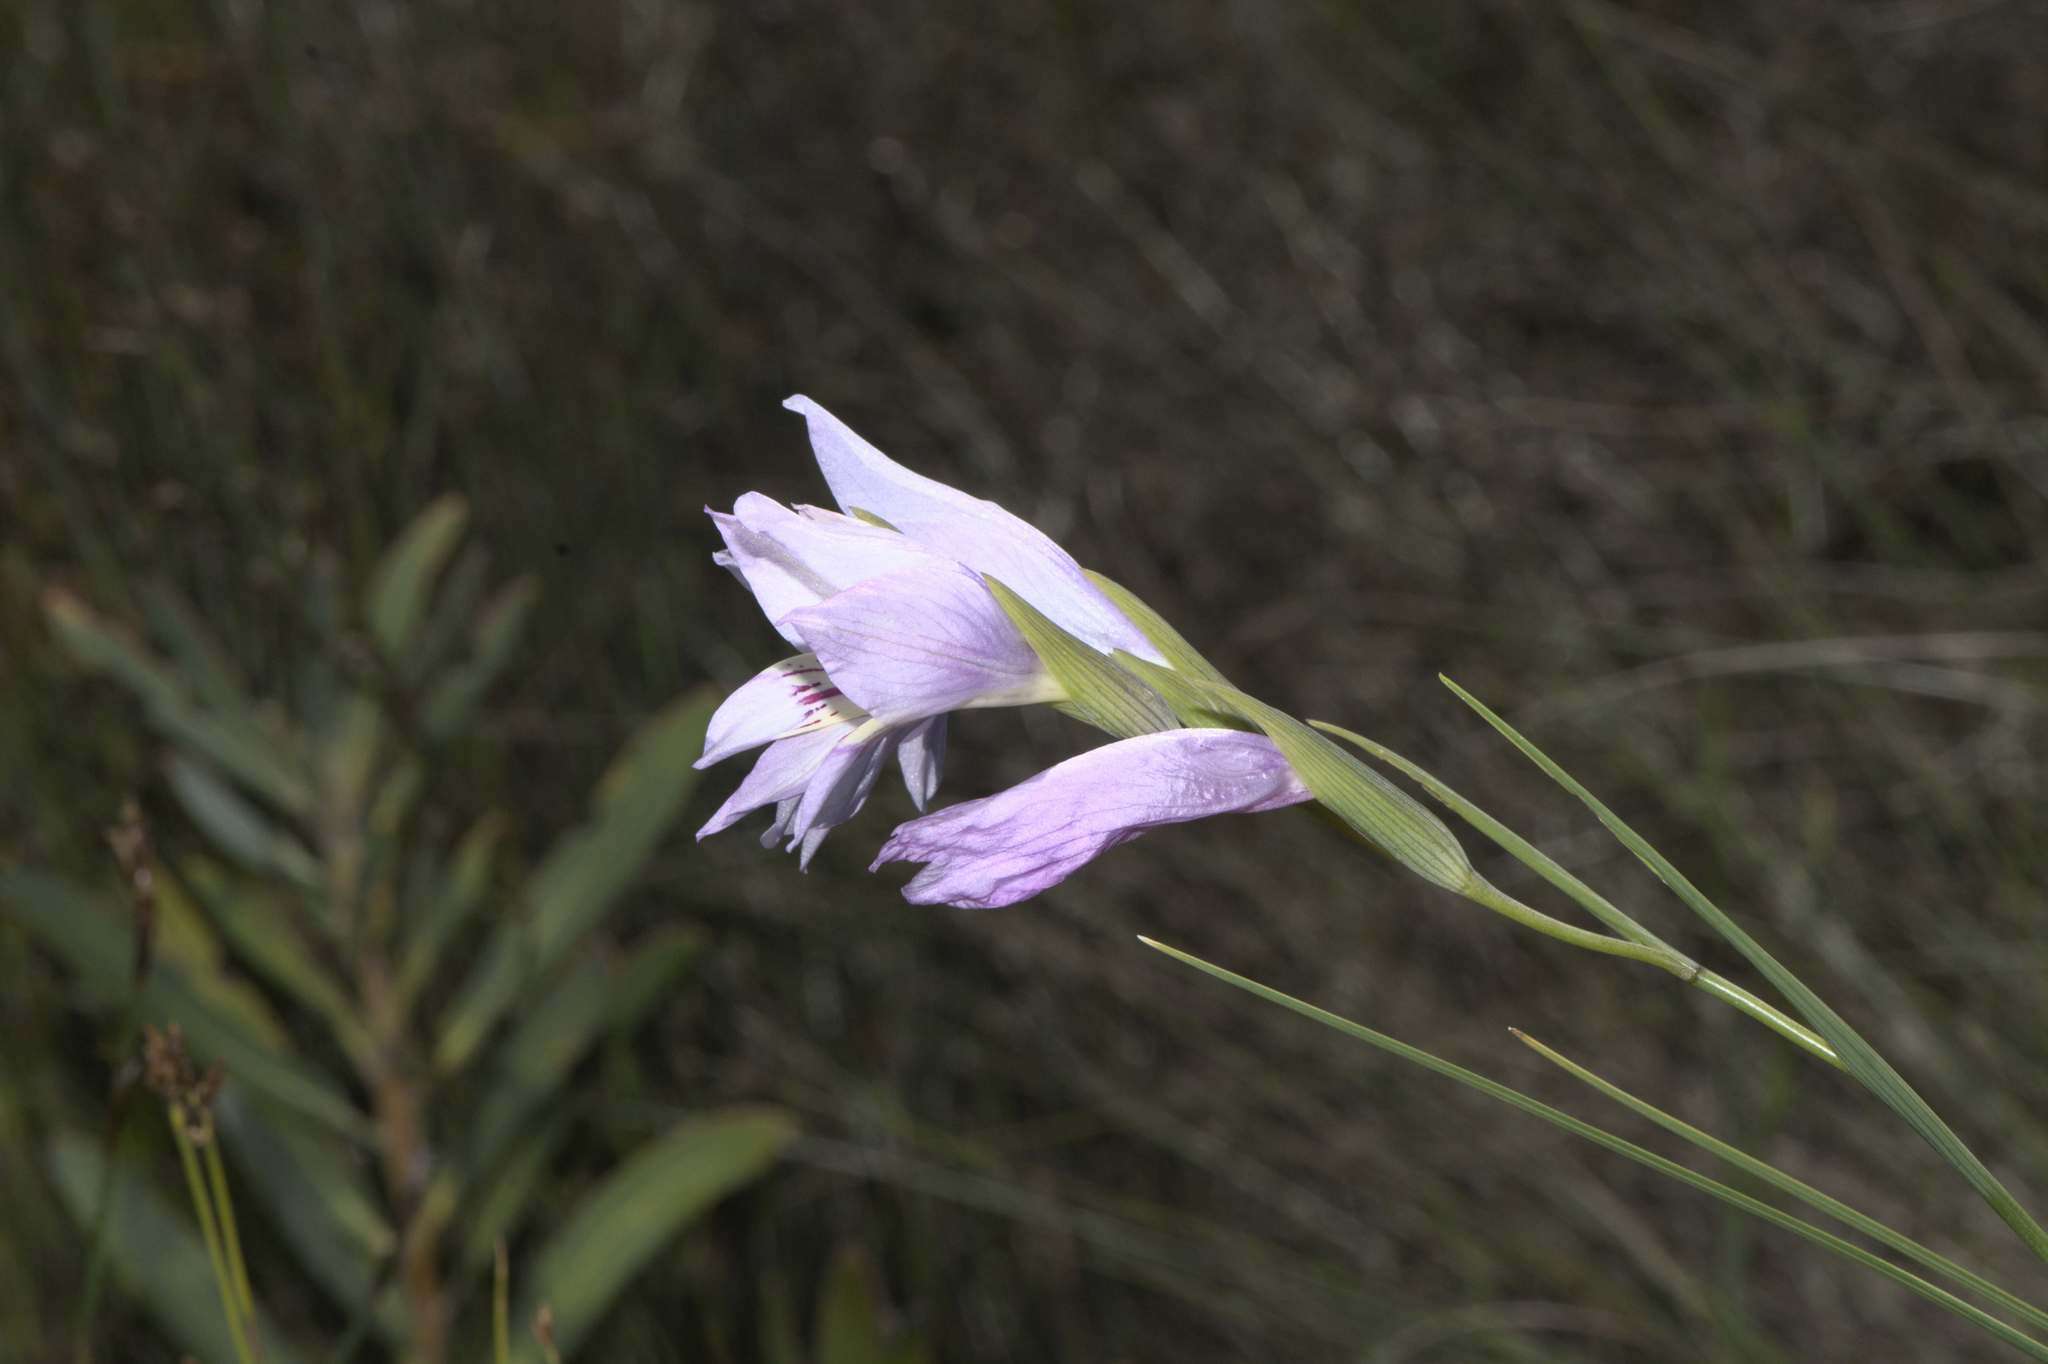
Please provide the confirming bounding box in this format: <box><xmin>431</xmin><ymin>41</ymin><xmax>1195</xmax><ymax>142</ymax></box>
<box><xmin>871</xmin><ymin>728</ymin><xmax>1312</xmax><ymax>908</ymax></box>
<box><xmin>780</xmin><ymin>561</ymin><xmax>1058</xmax><ymax>725</ymax></box>
<box><xmin>697</xmin><ymin>653</ymin><xmax>866</xmax><ymax>768</ymax></box>
<box><xmin>783</xmin><ymin>396</ymin><xmax>1162</xmax><ymax>661</ymax></box>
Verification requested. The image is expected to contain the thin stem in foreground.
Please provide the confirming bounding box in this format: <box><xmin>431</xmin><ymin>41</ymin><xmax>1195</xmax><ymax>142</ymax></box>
<box><xmin>170</xmin><ymin>1107</ymin><xmax>257</xmax><ymax>1364</ymax></box>
<box><xmin>1138</xmin><ymin>936</ymin><xmax>2048</xmax><ymax>1361</ymax></box>
<box><xmin>1513</xmin><ymin>1030</ymin><xmax>2048</xmax><ymax>1338</ymax></box>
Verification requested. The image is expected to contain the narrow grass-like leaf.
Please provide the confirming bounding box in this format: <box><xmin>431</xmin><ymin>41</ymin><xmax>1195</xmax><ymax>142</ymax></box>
<box><xmin>49</xmin><ymin>1131</ymin><xmax>307</xmax><ymax>1364</ymax></box>
<box><xmin>1442</xmin><ymin>676</ymin><xmax>2048</xmax><ymax>1263</ymax></box>
<box><xmin>1138</xmin><ymin>937</ymin><xmax>2048</xmax><ymax>1361</ymax></box>
<box><xmin>1513</xmin><ymin>1032</ymin><xmax>2048</xmax><ymax>1336</ymax></box>
<box><xmin>366</xmin><ymin>495</ymin><xmax>468</xmax><ymax>658</ymax></box>
<box><xmin>513</xmin><ymin>1107</ymin><xmax>799</xmax><ymax>1359</ymax></box>
<box><xmin>984</xmin><ymin>575</ymin><xmax>1177</xmax><ymax>739</ymax></box>
<box><xmin>1081</xmin><ymin>569</ymin><xmax>1232</xmax><ymax>684</ymax></box>
<box><xmin>433</xmin><ymin>691</ymin><xmax>716</xmax><ymax>1074</ymax></box>
<box><xmin>1115</xmin><ymin>658</ymin><xmax>1470</xmax><ymax>891</ymax></box>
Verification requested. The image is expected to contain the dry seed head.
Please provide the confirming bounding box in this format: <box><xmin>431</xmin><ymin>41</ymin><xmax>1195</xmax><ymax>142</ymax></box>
<box><xmin>141</xmin><ymin>1022</ymin><xmax>225</xmax><ymax>1140</ymax></box>
<box><xmin>533</xmin><ymin>1303</ymin><xmax>562</xmax><ymax>1364</ymax></box>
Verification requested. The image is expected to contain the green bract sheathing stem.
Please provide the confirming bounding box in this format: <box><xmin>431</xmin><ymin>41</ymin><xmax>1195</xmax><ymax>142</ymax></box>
<box><xmin>1082</xmin><ymin>569</ymin><xmax>1233</xmax><ymax>684</ymax></box>
<box><xmin>983</xmin><ymin>575</ymin><xmax>1180</xmax><ymax>740</ymax></box>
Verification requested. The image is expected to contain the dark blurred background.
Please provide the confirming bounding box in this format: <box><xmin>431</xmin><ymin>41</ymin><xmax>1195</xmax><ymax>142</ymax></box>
<box><xmin>7</xmin><ymin>1</ymin><xmax>2048</xmax><ymax>1360</ymax></box>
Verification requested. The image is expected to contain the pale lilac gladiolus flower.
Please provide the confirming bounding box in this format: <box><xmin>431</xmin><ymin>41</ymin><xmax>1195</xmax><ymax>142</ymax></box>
<box><xmin>696</xmin><ymin>397</ymin><xmax>1164</xmax><ymax>865</ymax></box>
<box><xmin>870</xmin><ymin>729</ymin><xmax>1314</xmax><ymax>908</ymax></box>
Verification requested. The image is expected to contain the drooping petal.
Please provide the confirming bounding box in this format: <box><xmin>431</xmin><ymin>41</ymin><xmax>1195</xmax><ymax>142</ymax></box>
<box><xmin>784</xmin><ymin>728</ymin><xmax>899</xmax><ymax>868</ymax></box>
<box><xmin>871</xmin><ymin>729</ymin><xmax>1313</xmax><ymax>908</ymax></box>
<box><xmin>779</xmin><ymin>561</ymin><xmax>1059</xmax><ymax>726</ymax></box>
<box><xmin>760</xmin><ymin>796</ymin><xmax>802</xmax><ymax>850</ymax></box>
<box><xmin>696</xmin><ymin>727</ymin><xmax>846</xmax><ymax>840</ymax></box>
<box><xmin>895</xmin><ymin>715</ymin><xmax>947</xmax><ymax>812</ymax></box>
<box><xmin>783</xmin><ymin>396</ymin><xmax>1163</xmax><ymax>661</ymax></box>
<box><xmin>697</xmin><ymin>653</ymin><xmax>868</xmax><ymax>768</ymax></box>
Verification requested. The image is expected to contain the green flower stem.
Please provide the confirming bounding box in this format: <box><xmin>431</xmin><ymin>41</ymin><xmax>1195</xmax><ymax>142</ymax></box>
<box><xmin>1312</xmin><ymin>720</ymin><xmax>1845</xmax><ymax>1071</ymax></box>
<box><xmin>201</xmin><ymin>1133</ymin><xmax>259</xmax><ymax>1329</ymax></box>
<box><xmin>170</xmin><ymin>1106</ymin><xmax>257</xmax><ymax>1364</ymax></box>
<box><xmin>1515</xmin><ymin>1031</ymin><xmax>2048</xmax><ymax>1338</ymax></box>
<box><xmin>1456</xmin><ymin>872</ymin><xmax>1696</xmax><ymax>977</ymax></box>
<box><xmin>494</xmin><ymin>1239</ymin><xmax>512</xmax><ymax>1364</ymax></box>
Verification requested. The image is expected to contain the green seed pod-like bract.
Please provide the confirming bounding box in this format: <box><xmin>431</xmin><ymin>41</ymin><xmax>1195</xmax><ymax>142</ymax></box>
<box><xmin>1081</xmin><ymin>570</ymin><xmax>1234</xmax><ymax>686</ymax></box>
<box><xmin>983</xmin><ymin>575</ymin><xmax>1181</xmax><ymax>740</ymax></box>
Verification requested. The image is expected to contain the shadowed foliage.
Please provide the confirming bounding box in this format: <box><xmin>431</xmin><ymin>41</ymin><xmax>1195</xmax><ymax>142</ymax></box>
<box><xmin>5</xmin><ymin>1</ymin><xmax>2048</xmax><ymax>1359</ymax></box>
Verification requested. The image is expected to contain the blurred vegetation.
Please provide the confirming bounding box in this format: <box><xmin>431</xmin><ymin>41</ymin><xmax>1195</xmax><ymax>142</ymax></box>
<box><xmin>4</xmin><ymin>0</ymin><xmax>2048</xmax><ymax>1360</ymax></box>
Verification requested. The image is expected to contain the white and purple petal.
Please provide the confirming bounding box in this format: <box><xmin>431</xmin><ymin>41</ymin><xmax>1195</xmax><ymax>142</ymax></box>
<box><xmin>710</xmin><ymin>492</ymin><xmax>947</xmax><ymax>645</ymax></box>
<box><xmin>779</xmin><ymin>561</ymin><xmax>1059</xmax><ymax>726</ymax></box>
<box><xmin>697</xmin><ymin>653</ymin><xmax>866</xmax><ymax>769</ymax></box>
<box><xmin>894</xmin><ymin>715</ymin><xmax>947</xmax><ymax>812</ymax></box>
<box><xmin>696</xmin><ymin>727</ymin><xmax>847</xmax><ymax>841</ymax></box>
<box><xmin>783</xmin><ymin>396</ymin><xmax>1163</xmax><ymax>662</ymax></box>
<box><xmin>784</xmin><ymin>728</ymin><xmax>900</xmax><ymax>868</ymax></box>
<box><xmin>871</xmin><ymin>729</ymin><xmax>1312</xmax><ymax>908</ymax></box>
<box><xmin>697</xmin><ymin>723</ymin><xmax>901</xmax><ymax>865</ymax></box>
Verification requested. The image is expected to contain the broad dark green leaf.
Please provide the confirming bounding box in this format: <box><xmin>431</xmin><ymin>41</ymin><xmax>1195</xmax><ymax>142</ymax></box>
<box><xmin>2</xmin><ymin>870</ymin><xmax>371</xmax><ymax>1144</ymax></box>
<box><xmin>457</xmin><ymin>1110</ymin><xmax>574</xmax><ymax>1277</ymax></box>
<box><xmin>139</xmin><ymin>581</ymin><xmax>253</xmax><ymax>721</ymax></box>
<box><xmin>167</xmin><ymin>755</ymin><xmax>321</xmax><ymax>890</ymax></box>
<box><xmin>433</xmin><ymin>691</ymin><xmax>716</xmax><ymax>1075</ymax></box>
<box><xmin>184</xmin><ymin>861</ymin><xmax>370</xmax><ymax>1066</ymax></box>
<box><xmin>424</xmin><ymin>576</ymin><xmax>538</xmax><ymax>739</ymax></box>
<box><xmin>397</xmin><ymin>813</ymin><xmax>507</xmax><ymax>1008</ymax></box>
<box><xmin>366</xmin><ymin>496</ymin><xmax>468</xmax><ymax>659</ymax></box>
<box><xmin>405</xmin><ymin>544</ymin><xmax>491</xmax><ymax>686</ymax></box>
<box><xmin>46</xmin><ymin>588</ymin><xmax>312</xmax><ymax>815</ymax></box>
<box><xmin>513</xmin><ymin>1107</ymin><xmax>799</xmax><ymax>1360</ymax></box>
<box><xmin>216</xmin><ymin>1092</ymin><xmax>405</xmax><ymax>1340</ymax></box>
